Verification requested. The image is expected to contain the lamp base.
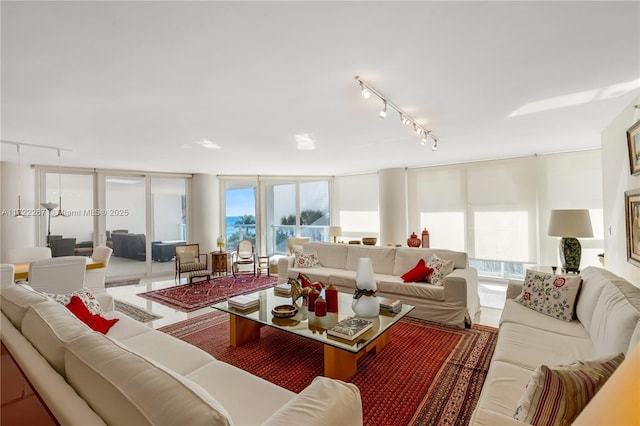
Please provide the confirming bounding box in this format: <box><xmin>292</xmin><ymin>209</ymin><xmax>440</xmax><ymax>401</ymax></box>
<box><xmin>559</xmin><ymin>237</ymin><xmax>581</xmax><ymax>273</ymax></box>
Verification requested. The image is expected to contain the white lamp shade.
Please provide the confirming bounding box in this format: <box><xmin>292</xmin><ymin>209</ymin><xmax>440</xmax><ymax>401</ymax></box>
<box><xmin>548</xmin><ymin>209</ymin><xmax>594</xmax><ymax>238</ymax></box>
<box><xmin>329</xmin><ymin>226</ymin><xmax>342</xmax><ymax>237</ymax></box>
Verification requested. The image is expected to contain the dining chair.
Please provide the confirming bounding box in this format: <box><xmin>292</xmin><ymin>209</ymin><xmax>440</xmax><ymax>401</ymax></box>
<box><xmin>0</xmin><ymin>264</ymin><xmax>15</xmax><ymax>288</ymax></box>
<box><xmin>84</xmin><ymin>246</ymin><xmax>113</xmax><ymax>294</ymax></box>
<box><xmin>28</xmin><ymin>256</ymin><xmax>87</xmax><ymax>294</ymax></box>
<box><xmin>232</xmin><ymin>239</ymin><xmax>256</xmax><ymax>276</ymax></box>
<box><xmin>175</xmin><ymin>244</ymin><xmax>210</xmax><ymax>284</ymax></box>
<box><xmin>6</xmin><ymin>247</ymin><xmax>52</xmax><ymax>264</ymax></box>
<box><xmin>50</xmin><ymin>238</ymin><xmax>77</xmax><ymax>257</ymax></box>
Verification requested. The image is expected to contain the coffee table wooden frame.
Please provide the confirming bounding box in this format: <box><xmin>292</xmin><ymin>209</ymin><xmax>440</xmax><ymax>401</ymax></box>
<box><xmin>216</xmin><ymin>290</ymin><xmax>414</xmax><ymax>381</ymax></box>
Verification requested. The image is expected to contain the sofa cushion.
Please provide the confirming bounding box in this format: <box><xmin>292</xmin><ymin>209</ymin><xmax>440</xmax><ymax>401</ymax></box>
<box><xmin>345</xmin><ymin>245</ymin><xmax>396</xmax><ymax>274</ymax></box>
<box><xmin>499</xmin><ymin>300</ymin><xmax>590</xmax><ymax>339</ymax></box>
<box><xmin>589</xmin><ymin>279</ymin><xmax>640</xmax><ymax>357</ymax></box>
<box><xmin>44</xmin><ymin>288</ymin><xmax>104</xmax><ymax>315</ymax></box>
<box><xmin>513</xmin><ymin>269</ymin><xmax>582</xmax><ymax>322</ymax></box>
<box><xmin>65</xmin><ymin>333</ymin><xmax>232</xmax><ymax>425</ymax></box>
<box><xmin>21</xmin><ymin>300</ymin><xmax>91</xmax><ymax>376</ymax></box>
<box><xmin>426</xmin><ymin>254</ymin><xmax>455</xmax><ymax>286</ymax></box>
<box><xmin>400</xmin><ymin>259</ymin><xmax>434</xmax><ymax>282</ymax></box>
<box><xmin>303</xmin><ymin>242</ymin><xmax>347</xmax><ymax>269</ymax></box>
<box><xmin>66</xmin><ymin>295</ymin><xmax>119</xmax><ymax>334</ymax></box>
<box><xmin>575</xmin><ymin>266</ymin><xmax>609</xmax><ymax>330</ymax></box>
<box><xmin>492</xmin><ymin>322</ymin><xmax>595</xmax><ymax>370</ymax></box>
<box><xmin>186</xmin><ymin>358</ymin><xmax>295</xmax><ymax>425</ymax></box>
<box><xmin>377</xmin><ymin>278</ymin><xmax>446</xmax><ymax>301</ymax></box>
<box><xmin>513</xmin><ymin>353</ymin><xmax>624</xmax><ymax>425</ymax></box>
<box><xmin>474</xmin><ymin>360</ymin><xmax>536</xmax><ymax>418</ymax></box>
<box><xmin>294</xmin><ymin>251</ymin><xmax>320</xmax><ymax>268</ymax></box>
<box><xmin>0</xmin><ymin>284</ymin><xmax>49</xmax><ymax>329</ymax></box>
<box><xmin>392</xmin><ymin>248</ymin><xmax>467</xmax><ymax>276</ymax></box>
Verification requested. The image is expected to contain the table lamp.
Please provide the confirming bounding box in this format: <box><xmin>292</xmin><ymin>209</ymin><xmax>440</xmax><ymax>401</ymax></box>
<box><xmin>216</xmin><ymin>235</ymin><xmax>225</xmax><ymax>252</ymax></box>
<box><xmin>329</xmin><ymin>226</ymin><xmax>342</xmax><ymax>243</ymax></box>
<box><xmin>548</xmin><ymin>209</ymin><xmax>593</xmax><ymax>273</ymax></box>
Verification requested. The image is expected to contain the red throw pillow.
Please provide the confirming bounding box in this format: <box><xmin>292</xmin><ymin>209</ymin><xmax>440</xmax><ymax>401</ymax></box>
<box><xmin>66</xmin><ymin>295</ymin><xmax>119</xmax><ymax>334</ymax></box>
<box><xmin>298</xmin><ymin>273</ymin><xmax>323</xmax><ymax>291</ymax></box>
<box><xmin>401</xmin><ymin>259</ymin><xmax>434</xmax><ymax>283</ymax></box>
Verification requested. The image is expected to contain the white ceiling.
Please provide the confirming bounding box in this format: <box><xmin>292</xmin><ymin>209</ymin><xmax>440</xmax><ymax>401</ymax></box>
<box><xmin>1</xmin><ymin>1</ymin><xmax>639</xmax><ymax>176</ymax></box>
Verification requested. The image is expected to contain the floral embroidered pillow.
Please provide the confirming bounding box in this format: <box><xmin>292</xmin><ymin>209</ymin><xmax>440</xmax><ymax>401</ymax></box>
<box><xmin>426</xmin><ymin>254</ymin><xmax>455</xmax><ymax>286</ymax></box>
<box><xmin>514</xmin><ymin>269</ymin><xmax>582</xmax><ymax>321</ymax></box>
<box><xmin>294</xmin><ymin>250</ymin><xmax>320</xmax><ymax>268</ymax></box>
<box><xmin>45</xmin><ymin>288</ymin><xmax>104</xmax><ymax>316</ymax></box>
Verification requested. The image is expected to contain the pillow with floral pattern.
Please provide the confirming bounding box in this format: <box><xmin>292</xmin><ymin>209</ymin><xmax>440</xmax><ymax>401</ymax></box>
<box><xmin>426</xmin><ymin>254</ymin><xmax>455</xmax><ymax>286</ymax></box>
<box><xmin>294</xmin><ymin>250</ymin><xmax>320</xmax><ymax>268</ymax></box>
<box><xmin>514</xmin><ymin>269</ymin><xmax>582</xmax><ymax>321</ymax></box>
<box><xmin>45</xmin><ymin>288</ymin><xmax>104</xmax><ymax>315</ymax></box>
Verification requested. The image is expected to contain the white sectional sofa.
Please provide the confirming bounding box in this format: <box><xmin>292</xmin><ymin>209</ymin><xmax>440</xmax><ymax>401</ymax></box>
<box><xmin>278</xmin><ymin>242</ymin><xmax>480</xmax><ymax>328</ymax></box>
<box><xmin>470</xmin><ymin>266</ymin><xmax>640</xmax><ymax>425</ymax></box>
<box><xmin>0</xmin><ymin>284</ymin><xmax>363</xmax><ymax>425</ymax></box>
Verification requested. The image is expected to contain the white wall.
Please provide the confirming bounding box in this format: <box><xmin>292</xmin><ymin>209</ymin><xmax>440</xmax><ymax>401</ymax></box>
<box><xmin>602</xmin><ymin>98</ymin><xmax>640</xmax><ymax>286</ymax></box>
<box><xmin>191</xmin><ymin>174</ymin><xmax>219</xmax><ymax>253</ymax></box>
<box><xmin>1</xmin><ymin>162</ymin><xmax>38</xmax><ymax>262</ymax></box>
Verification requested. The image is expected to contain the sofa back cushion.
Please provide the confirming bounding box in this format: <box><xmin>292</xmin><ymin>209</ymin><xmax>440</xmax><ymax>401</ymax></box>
<box><xmin>345</xmin><ymin>245</ymin><xmax>396</xmax><ymax>274</ymax></box>
<box><xmin>65</xmin><ymin>333</ymin><xmax>232</xmax><ymax>426</ymax></box>
<box><xmin>303</xmin><ymin>242</ymin><xmax>348</xmax><ymax>269</ymax></box>
<box><xmin>575</xmin><ymin>267</ymin><xmax>611</xmax><ymax>330</ymax></box>
<box><xmin>0</xmin><ymin>284</ymin><xmax>49</xmax><ymax>329</ymax></box>
<box><xmin>22</xmin><ymin>300</ymin><xmax>90</xmax><ymax>376</ymax></box>
<box><xmin>392</xmin><ymin>248</ymin><xmax>467</xmax><ymax>276</ymax></box>
<box><xmin>589</xmin><ymin>279</ymin><xmax>640</xmax><ymax>357</ymax></box>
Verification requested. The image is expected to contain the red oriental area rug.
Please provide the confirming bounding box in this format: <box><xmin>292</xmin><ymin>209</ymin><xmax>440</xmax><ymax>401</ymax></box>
<box><xmin>159</xmin><ymin>312</ymin><xmax>498</xmax><ymax>425</ymax></box>
<box><xmin>137</xmin><ymin>275</ymin><xmax>277</xmax><ymax>312</ymax></box>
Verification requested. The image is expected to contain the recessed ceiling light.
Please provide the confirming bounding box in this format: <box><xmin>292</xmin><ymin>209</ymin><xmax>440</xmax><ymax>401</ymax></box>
<box><xmin>195</xmin><ymin>139</ymin><xmax>221</xmax><ymax>149</ymax></box>
<box><xmin>295</xmin><ymin>133</ymin><xmax>316</xmax><ymax>150</ymax></box>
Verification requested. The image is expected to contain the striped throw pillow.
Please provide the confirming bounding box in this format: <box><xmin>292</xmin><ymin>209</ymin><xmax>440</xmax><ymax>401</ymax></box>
<box><xmin>514</xmin><ymin>353</ymin><xmax>625</xmax><ymax>426</ymax></box>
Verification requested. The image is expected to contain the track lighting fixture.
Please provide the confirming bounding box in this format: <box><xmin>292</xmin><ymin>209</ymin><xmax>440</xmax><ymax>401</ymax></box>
<box><xmin>360</xmin><ymin>81</ymin><xmax>371</xmax><ymax>99</ymax></box>
<box><xmin>355</xmin><ymin>76</ymin><xmax>438</xmax><ymax>149</ymax></box>
<box><xmin>379</xmin><ymin>101</ymin><xmax>387</xmax><ymax>118</ymax></box>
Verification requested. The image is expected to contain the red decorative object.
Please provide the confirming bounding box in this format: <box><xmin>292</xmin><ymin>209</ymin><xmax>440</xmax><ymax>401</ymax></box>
<box><xmin>407</xmin><ymin>232</ymin><xmax>421</xmax><ymax>247</ymax></box>
<box><xmin>314</xmin><ymin>295</ymin><xmax>327</xmax><ymax>316</ymax></box>
<box><xmin>298</xmin><ymin>273</ymin><xmax>323</xmax><ymax>292</ymax></box>
<box><xmin>308</xmin><ymin>288</ymin><xmax>320</xmax><ymax>312</ymax></box>
<box><xmin>421</xmin><ymin>228</ymin><xmax>430</xmax><ymax>248</ymax></box>
<box><xmin>325</xmin><ymin>283</ymin><xmax>339</xmax><ymax>313</ymax></box>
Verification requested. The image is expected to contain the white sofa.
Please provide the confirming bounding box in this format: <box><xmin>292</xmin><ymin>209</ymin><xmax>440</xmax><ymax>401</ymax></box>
<box><xmin>278</xmin><ymin>242</ymin><xmax>480</xmax><ymax>328</ymax></box>
<box><xmin>0</xmin><ymin>284</ymin><xmax>363</xmax><ymax>425</ymax></box>
<box><xmin>470</xmin><ymin>266</ymin><xmax>640</xmax><ymax>425</ymax></box>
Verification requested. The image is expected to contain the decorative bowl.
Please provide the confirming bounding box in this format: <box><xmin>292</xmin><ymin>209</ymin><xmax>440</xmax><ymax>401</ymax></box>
<box><xmin>272</xmin><ymin>304</ymin><xmax>298</xmax><ymax>318</ymax></box>
<box><xmin>362</xmin><ymin>237</ymin><xmax>377</xmax><ymax>246</ymax></box>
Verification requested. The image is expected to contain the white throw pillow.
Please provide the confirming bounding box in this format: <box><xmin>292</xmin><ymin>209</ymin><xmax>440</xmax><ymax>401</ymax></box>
<box><xmin>44</xmin><ymin>288</ymin><xmax>103</xmax><ymax>315</ymax></box>
<box><xmin>514</xmin><ymin>269</ymin><xmax>582</xmax><ymax>322</ymax></box>
<box><xmin>426</xmin><ymin>254</ymin><xmax>454</xmax><ymax>286</ymax></box>
<box><xmin>294</xmin><ymin>250</ymin><xmax>320</xmax><ymax>268</ymax></box>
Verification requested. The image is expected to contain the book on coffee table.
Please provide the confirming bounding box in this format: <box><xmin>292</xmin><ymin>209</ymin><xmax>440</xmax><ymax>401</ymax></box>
<box><xmin>228</xmin><ymin>294</ymin><xmax>259</xmax><ymax>310</ymax></box>
<box><xmin>327</xmin><ymin>317</ymin><xmax>373</xmax><ymax>341</ymax></box>
<box><xmin>274</xmin><ymin>283</ymin><xmax>292</xmax><ymax>297</ymax></box>
<box><xmin>379</xmin><ymin>297</ymin><xmax>402</xmax><ymax>313</ymax></box>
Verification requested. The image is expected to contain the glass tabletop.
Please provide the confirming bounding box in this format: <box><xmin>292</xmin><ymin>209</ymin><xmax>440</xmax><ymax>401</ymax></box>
<box><xmin>212</xmin><ymin>288</ymin><xmax>415</xmax><ymax>353</ymax></box>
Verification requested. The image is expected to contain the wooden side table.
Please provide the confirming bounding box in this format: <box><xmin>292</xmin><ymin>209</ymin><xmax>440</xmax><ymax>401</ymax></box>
<box><xmin>211</xmin><ymin>251</ymin><xmax>229</xmax><ymax>276</ymax></box>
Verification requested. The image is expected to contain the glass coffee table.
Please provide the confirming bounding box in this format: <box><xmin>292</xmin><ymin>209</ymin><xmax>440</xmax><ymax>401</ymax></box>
<box><xmin>212</xmin><ymin>289</ymin><xmax>414</xmax><ymax>380</ymax></box>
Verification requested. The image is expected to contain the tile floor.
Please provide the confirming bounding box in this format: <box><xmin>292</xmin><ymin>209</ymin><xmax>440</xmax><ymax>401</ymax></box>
<box><xmin>107</xmin><ymin>274</ymin><xmax>507</xmax><ymax>329</ymax></box>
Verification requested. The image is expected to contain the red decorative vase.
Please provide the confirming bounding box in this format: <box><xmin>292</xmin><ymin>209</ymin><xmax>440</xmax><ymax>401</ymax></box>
<box><xmin>421</xmin><ymin>228</ymin><xmax>430</xmax><ymax>248</ymax></box>
<box><xmin>407</xmin><ymin>232</ymin><xmax>421</xmax><ymax>247</ymax></box>
<box><xmin>308</xmin><ymin>288</ymin><xmax>320</xmax><ymax>312</ymax></box>
<box><xmin>325</xmin><ymin>283</ymin><xmax>339</xmax><ymax>313</ymax></box>
<box><xmin>314</xmin><ymin>296</ymin><xmax>327</xmax><ymax>316</ymax></box>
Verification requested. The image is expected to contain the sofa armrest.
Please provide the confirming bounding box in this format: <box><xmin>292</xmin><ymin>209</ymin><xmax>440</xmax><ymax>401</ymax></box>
<box><xmin>506</xmin><ymin>280</ymin><xmax>523</xmax><ymax>300</ymax></box>
<box><xmin>443</xmin><ymin>267</ymin><xmax>478</xmax><ymax>305</ymax></box>
<box><xmin>277</xmin><ymin>256</ymin><xmax>295</xmax><ymax>283</ymax></box>
<box><xmin>262</xmin><ymin>376</ymin><xmax>362</xmax><ymax>426</ymax></box>
<box><xmin>95</xmin><ymin>292</ymin><xmax>114</xmax><ymax>312</ymax></box>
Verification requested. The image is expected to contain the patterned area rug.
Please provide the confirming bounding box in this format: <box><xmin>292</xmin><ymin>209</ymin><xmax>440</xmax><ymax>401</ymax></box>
<box><xmin>137</xmin><ymin>275</ymin><xmax>278</xmax><ymax>312</ymax></box>
<box><xmin>159</xmin><ymin>311</ymin><xmax>498</xmax><ymax>425</ymax></box>
<box><xmin>114</xmin><ymin>299</ymin><xmax>162</xmax><ymax>323</ymax></box>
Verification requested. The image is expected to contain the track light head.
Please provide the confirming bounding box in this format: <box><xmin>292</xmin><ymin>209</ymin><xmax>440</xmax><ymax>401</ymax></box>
<box><xmin>379</xmin><ymin>101</ymin><xmax>387</xmax><ymax>118</ymax></box>
<box><xmin>431</xmin><ymin>134</ymin><xmax>438</xmax><ymax>151</ymax></box>
<box><xmin>400</xmin><ymin>114</ymin><xmax>411</xmax><ymax>125</ymax></box>
<box><xmin>360</xmin><ymin>82</ymin><xmax>371</xmax><ymax>99</ymax></box>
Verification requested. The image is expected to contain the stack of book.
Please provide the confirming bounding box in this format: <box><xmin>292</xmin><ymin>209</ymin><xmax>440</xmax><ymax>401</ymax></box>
<box><xmin>327</xmin><ymin>317</ymin><xmax>373</xmax><ymax>341</ymax></box>
<box><xmin>228</xmin><ymin>295</ymin><xmax>259</xmax><ymax>310</ymax></box>
<box><xmin>379</xmin><ymin>297</ymin><xmax>402</xmax><ymax>314</ymax></box>
<box><xmin>273</xmin><ymin>283</ymin><xmax>292</xmax><ymax>297</ymax></box>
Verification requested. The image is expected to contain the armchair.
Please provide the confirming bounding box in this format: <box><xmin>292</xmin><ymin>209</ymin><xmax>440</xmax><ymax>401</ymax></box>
<box><xmin>175</xmin><ymin>244</ymin><xmax>210</xmax><ymax>284</ymax></box>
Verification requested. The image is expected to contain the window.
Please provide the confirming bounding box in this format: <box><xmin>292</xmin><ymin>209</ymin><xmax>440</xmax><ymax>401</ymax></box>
<box><xmin>334</xmin><ymin>173</ymin><xmax>379</xmax><ymax>241</ymax></box>
<box><xmin>225</xmin><ymin>181</ymin><xmax>257</xmax><ymax>252</ymax></box>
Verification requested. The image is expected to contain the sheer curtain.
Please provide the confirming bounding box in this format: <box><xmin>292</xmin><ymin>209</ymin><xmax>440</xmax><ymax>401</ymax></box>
<box><xmin>334</xmin><ymin>173</ymin><xmax>379</xmax><ymax>241</ymax></box>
